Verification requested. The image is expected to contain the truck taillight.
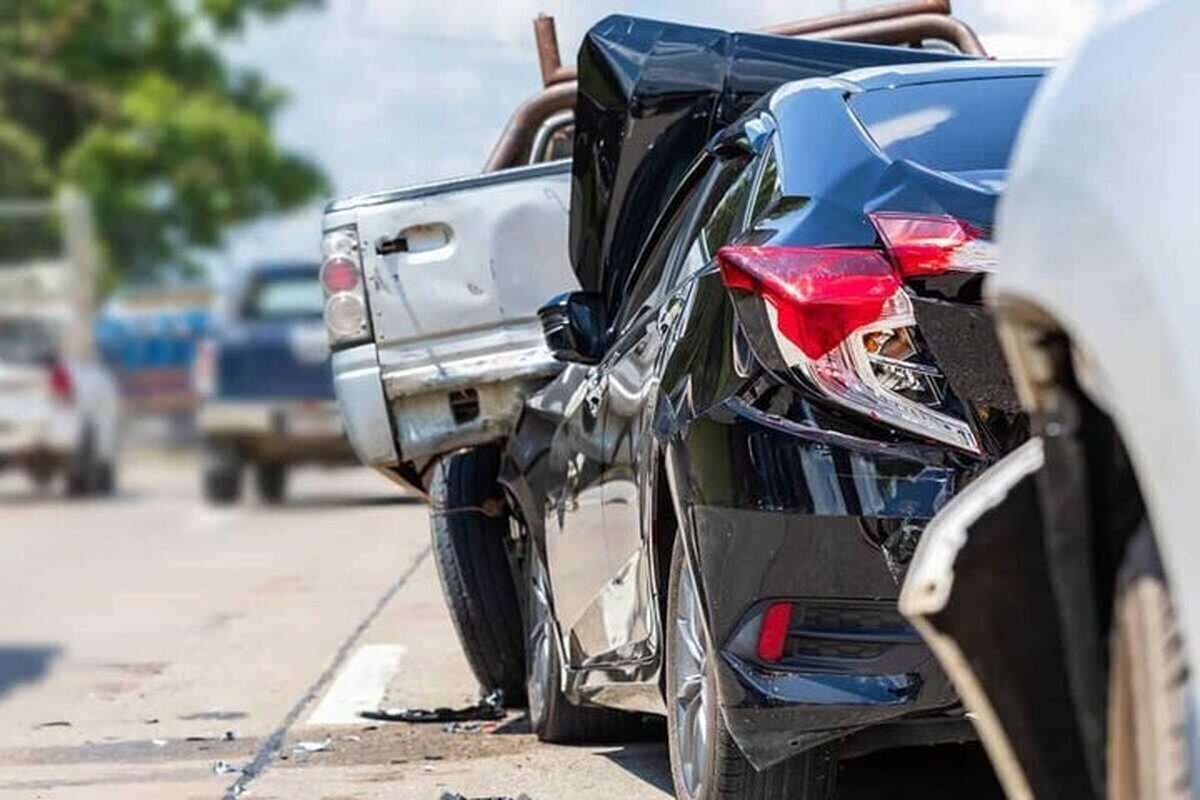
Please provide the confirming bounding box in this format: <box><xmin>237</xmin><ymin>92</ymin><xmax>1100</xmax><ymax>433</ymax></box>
<box><xmin>49</xmin><ymin>362</ymin><xmax>74</xmax><ymax>404</ymax></box>
<box><xmin>193</xmin><ymin>339</ymin><xmax>216</xmax><ymax>398</ymax></box>
<box><xmin>718</xmin><ymin>244</ymin><xmax>980</xmax><ymax>453</ymax></box>
<box><xmin>320</xmin><ymin>227</ymin><xmax>371</xmax><ymax>347</ymax></box>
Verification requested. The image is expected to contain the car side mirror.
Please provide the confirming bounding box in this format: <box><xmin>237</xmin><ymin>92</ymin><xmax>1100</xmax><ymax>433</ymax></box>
<box><xmin>538</xmin><ymin>291</ymin><xmax>607</xmax><ymax>365</ymax></box>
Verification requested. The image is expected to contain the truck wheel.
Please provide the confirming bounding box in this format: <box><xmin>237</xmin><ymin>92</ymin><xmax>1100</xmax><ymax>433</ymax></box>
<box><xmin>666</xmin><ymin>536</ymin><xmax>837</xmax><ymax>800</ymax></box>
<box><xmin>203</xmin><ymin>441</ymin><xmax>243</xmax><ymax>505</ymax></box>
<box><xmin>94</xmin><ymin>461</ymin><xmax>117</xmax><ymax>497</ymax></box>
<box><xmin>525</xmin><ymin>540</ymin><xmax>644</xmax><ymax>743</ymax></box>
<box><xmin>429</xmin><ymin>446</ymin><xmax>526</xmax><ymax>703</ymax></box>
<box><xmin>1108</xmin><ymin>525</ymin><xmax>1190</xmax><ymax>800</ymax></box>
<box><xmin>255</xmin><ymin>463</ymin><xmax>288</xmax><ymax>505</ymax></box>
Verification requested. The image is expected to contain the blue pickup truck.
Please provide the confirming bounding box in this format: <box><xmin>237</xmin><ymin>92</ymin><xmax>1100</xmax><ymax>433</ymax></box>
<box><xmin>197</xmin><ymin>262</ymin><xmax>355</xmax><ymax>504</ymax></box>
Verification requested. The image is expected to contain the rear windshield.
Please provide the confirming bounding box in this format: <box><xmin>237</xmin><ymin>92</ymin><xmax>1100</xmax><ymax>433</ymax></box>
<box><xmin>0</xmin><ymin>316</ymin><xmax>59</xmax><ymax>364</ymax></box>
<box><xmin>243</xmin><ymin>272</ymin><xmax>323</xmax><ymax>321</ymax></box>
<box><xmin>849</xmin><ymin>76</ymin><xmax>1041</xmax><ymax>173</ymax></box>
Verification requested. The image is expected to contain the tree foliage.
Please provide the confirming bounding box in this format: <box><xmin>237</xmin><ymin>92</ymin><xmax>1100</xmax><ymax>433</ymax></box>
<box><xmin>0</xmin><ymin>0</ymin><xmax>326</xmax><ymax>283</ymax></box>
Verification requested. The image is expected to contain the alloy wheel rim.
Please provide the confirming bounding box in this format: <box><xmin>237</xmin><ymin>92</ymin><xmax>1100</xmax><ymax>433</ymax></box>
<box><xmin>673</xmin><ymin>564</ymin><xmax>712</xmax><ymax>800</ymax></box>
<box><xmin>527</xmin><ymin>555</ymin><xmax>553</xmax><ymax>724</ymax></box>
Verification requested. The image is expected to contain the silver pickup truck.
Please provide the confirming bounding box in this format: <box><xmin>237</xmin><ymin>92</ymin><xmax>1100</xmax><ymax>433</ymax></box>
<box><xmin>318</xmin><ymin>53</ymin><xmax>576</xmax><ymax>696</ymax></box>
<box><xmin>320</xmin><ymin>157</ymin><xmax>575</xmax><ymax>489</ymax></box>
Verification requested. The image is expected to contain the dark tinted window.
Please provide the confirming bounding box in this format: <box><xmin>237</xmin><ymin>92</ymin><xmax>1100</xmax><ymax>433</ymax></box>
<box><xmin>243</xmin><ymin>272</ymin><xmax>323</xmax><ymax>321</ymax></box>
<box><xmin>674</xmin><ymin>157</ymin><xmax>754</xmax><ymax>285</ymax></box>
<box><xmin>849</xmin><ymin>76</ymin><xmax>1040</xmax><ymax>173</ymax></box>
<box><xmin>613</xmin><ymin>177</ymin><xmax>705</xmax><ymax>332</ymax></box>
<box><xmin>0</xmin><ymin>316</ymin><xmax>59</xmax><ymax>363</ymax></box>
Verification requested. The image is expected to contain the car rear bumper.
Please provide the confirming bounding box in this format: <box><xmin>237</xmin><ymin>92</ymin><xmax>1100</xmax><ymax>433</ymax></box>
<box><xmin>0</xmin><ymin>408</ymin><xmax>78</xmax><ymax>465</ymax></box>
<box><xmin>682</xmin><ymin>398</ymin><xmax>988</xmax><ymax>769</ymax></box>
<box><xmin>199</xmin><ymin>399</ymin><xmax>354</xmax><ymax>463</ymax></box>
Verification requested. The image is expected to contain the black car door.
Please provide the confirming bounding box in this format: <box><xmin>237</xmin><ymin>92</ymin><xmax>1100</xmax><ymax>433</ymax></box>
<box><xmin>590</xmin><ymin>152</ymin><xmax>761</xmax><ymax>677</ymax></box>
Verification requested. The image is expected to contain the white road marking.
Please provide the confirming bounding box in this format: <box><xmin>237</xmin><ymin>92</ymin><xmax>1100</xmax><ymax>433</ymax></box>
<box><xmin>305</xmin><ymin>643</ymin><xmax>406</xmax><ymax>725</ymax></box>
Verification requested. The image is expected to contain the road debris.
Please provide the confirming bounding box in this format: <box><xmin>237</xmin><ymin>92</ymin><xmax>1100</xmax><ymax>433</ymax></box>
<box><xmin>361</xmin><ymin>689</ymin><xmax>505</xmax><ymax>724</ymax></box>
<box><xmin>33</xmin><ymin>720</ymin><xmax>72</xmax><ymax>729</ymax></box>
<box><xmin>291</xmin><ymin>736</ymin><xmax>332</xmax><ymax>755</ymax></box>
<box><xmin>151</xmin><ymin>738</ymin><xmax>168</xmax><ymax>747</ymax></box>
<box><xmin>212</xmin><ymin>760</ymin><xmax>240</xmax><ymax>775</ymax></box>
<box><xmin>438</xmin><ymin>794</ymin><xmax>532</xmax><ymax>800</ymax></box>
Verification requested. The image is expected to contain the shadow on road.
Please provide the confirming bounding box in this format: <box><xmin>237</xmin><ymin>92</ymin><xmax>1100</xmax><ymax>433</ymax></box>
<box><xmin>0</xmin><ymin>644</ymin><xmax>61</xmax><ymax>702</ymax></box>
<box><xmin>836</xmin><ymin>743</ymin><xmax>1003</xmax><ymax>799</ymax></box>
<box><xmin>599</xmin><ymin>742</ymin><xmax>674</xmax><ymax>793</ymax></box>
<box><xmin>269</xmin><ymin>494</ymin><xmax>424</xmax><ymax>511</ymax></box>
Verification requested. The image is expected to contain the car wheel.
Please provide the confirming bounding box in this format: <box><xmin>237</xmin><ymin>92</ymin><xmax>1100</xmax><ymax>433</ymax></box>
<box><xmin>665</xmin><ymin>536</ymin><xmax>837</xmax><ymax>800</ymax></box>
<box><xmin>1108</xmin><ymin>524</ymin><xmax>1190</xmax><ymax>800</ymax></box>
<box><xmin>65</xmin><ymin>427</ymin><xmax>97</xmax><ymax>497</ymax></box>
<box><xmin>524</xmin><ymin>539</ymin><xmax>644</xmax><ymax>742</ymax></box>
<box><xmin>429</xmin><ymin>446</ymin><xmax>526</xmax><ymax>703</ymax></box>
<box><xmin>255</xmin><ymin>463</ymin><xmax>288</xmax><ymax>505</ymax></box>
<box><xmin>203</xmin><ymin>440</ymin><xmax>242</xmax><ymax>505</ymax></box>
<box><xmin>94</xmin><ymin>461</ymin><xmax>117</xmax><ymax>496</ymax></box>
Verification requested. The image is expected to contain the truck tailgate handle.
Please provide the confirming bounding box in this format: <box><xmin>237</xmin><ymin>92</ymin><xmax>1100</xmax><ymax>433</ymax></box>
<box><xmin>376</xmin><ymin>223</ymin><xmax>453</xmax><ymax>256</ymax></box>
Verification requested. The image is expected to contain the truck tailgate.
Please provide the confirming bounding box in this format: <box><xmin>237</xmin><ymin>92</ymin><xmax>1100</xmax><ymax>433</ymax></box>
<box><xmin>326</xmin><ymin>161</ymin><xmax>576</xmax><ymax>384</ymax></box>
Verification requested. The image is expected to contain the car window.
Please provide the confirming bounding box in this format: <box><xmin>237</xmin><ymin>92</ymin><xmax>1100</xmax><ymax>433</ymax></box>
<box><xmin>848</xmin><ymin>76</ymin><xmax>1041</xmax><ymax>173</ymax></box>
<box><xmin>612</xmin><ymin>172</ymin><xmax>709</xmax><ymax>333</ymax></box>
<box><xmin>673</xmin><ymin>156</ymin><xmax>755</xmax><ymax>286</ymax></box>
<box><xmin>0</xmin><ymin>316</ymin><xmax>60</xmax><ymax>363</ymax></box>
<box><xmin>243</xmin><ymin>273</ymin><xmax>324</xmax><ymax>322</ymax></box>
<box><xmin>747</xmin><ymin>141</ymin><xmax>781</xmax><ymax>225</ymax></box>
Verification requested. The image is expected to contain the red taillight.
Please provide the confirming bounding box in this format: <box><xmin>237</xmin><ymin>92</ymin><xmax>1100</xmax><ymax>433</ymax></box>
<box><xmin>869</xmin><ymin>212</ymin><xmax>995</xmax><ymax>278</ymax></box>
<box><xmin>757</xmin><ymin>601</ymin><xmax>794</xmax><ymax>663</ymax></box>
<box><xmin>49</xmin><ymin>362</ymin><xmax>74</xmax><ymax>403</ymax></box>
<box><xmin>320</xmin><ymin>257</ymin><xmax>360</xmax><ymax>293</ymax></box>
<box><xmin>717</xmin><ymin>246</ymin><xmax>901</xmax><ymax>359</ymax></box>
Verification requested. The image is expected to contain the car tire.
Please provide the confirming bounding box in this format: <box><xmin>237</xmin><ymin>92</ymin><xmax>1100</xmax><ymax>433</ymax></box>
<box><xmin>94</xmin><ymin>461</ymin><xmax>117</xmax><ymax>496</ymax></box>
<box><xmin>255</xmin><ymin>463</ymin><xmax>288</xmax><ymax>505</ymax></box>
<box><xmin>665</xmin><ymin>536</ymin><xmax>837</xmax><ymax>800</ymax></box>
<box><xmin>203</xmin><ymin>441</ymin><xmax>243</xmax><ymax>505</ymax></box>
<box><xmin>429</xmin><ymin>446</ymin><xmax>526</xmax><ymax>704</ymax></box>
<box><xmin>1107</xmin><ymin>524</ymin><xmax>1190</xmax><ymax>800</ymax></box>
<box><xmin>523</xmin><ymin>538</ymin><xmax>645</xmax><ymax>743</ymax></box>
<box><xmin>65</xmin><ymin>427</ymin><xmax>97</xmax><ymax>497</ymax></box>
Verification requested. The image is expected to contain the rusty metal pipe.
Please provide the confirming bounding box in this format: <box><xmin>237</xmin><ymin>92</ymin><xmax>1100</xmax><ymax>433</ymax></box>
<box><xmin>762</xmin><ymin>0</ymin><xmax>952</xmax><ymax>36</ymax></box>
<box><xmin>534</xmin><ymin>14</ymin><xmax>575</xmax><ymax>87</ymax></box>
<box><xmin>493</xmin><ymin>6</ymin><xmax>986</xmax><ymax>171</ymax></box>
<box><xmin>810</xmin><ymin>13</ymin><xmax>987</xmax><ymax>57</ymax></box>
<box><xmin>484</xmin><ymin>81</ymin><xmax>577</xmax><ymax>172</ymax></box>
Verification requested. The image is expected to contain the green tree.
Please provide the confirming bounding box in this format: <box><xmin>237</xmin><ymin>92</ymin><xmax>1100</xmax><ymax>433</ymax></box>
<box><xmin>0</xmin><ymin>0</ymin><xmax>326</xmax><ymax>284</ymax></box>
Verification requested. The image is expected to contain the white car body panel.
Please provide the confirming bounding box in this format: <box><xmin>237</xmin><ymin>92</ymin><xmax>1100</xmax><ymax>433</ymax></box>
<box><xmin>993</xmin><ymin>0</ymin><xmax>1200</xmax><ymax>703</ymax></box>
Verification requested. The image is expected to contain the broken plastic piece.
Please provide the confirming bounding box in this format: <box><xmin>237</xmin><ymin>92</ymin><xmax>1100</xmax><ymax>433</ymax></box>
<box><xmin>361</xmin><ymin>689</ymin><xmax>504</xmax><ymax>724</ymax></box>
<box><xmin>291</xmin><ymin>736</ymin><xmax>332</xmax><ymax>754</ymax></box>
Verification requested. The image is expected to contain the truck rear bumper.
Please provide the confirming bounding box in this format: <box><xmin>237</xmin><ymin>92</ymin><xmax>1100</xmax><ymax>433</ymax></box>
<box><xmin>331</xmin><ymin>343</ymin><xmax>399</xmax><ymax>468</ymax></box>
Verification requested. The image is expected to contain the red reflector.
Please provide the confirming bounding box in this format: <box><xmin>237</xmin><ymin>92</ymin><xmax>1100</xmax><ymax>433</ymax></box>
<box><xmin>869</xmin><ymin>212</ymin><xmax>988</xmax><ymax>278</ymax></box>
<box><xmin>757</xmin><ymin>601</ymin><xmax>794</xmax><ymax>663</ymax></box>
<box><xmin>321</xmin><ymin>257</ymin><xmax>360</xmax><ymax>293</ymax></box>
<box><xmin>717</xmin><ymin>246</ymin><xmax>901</xmax><ymax>359</ymax></box>
<box><xmin>49</xmin><ymin>362</ymin><xmax>74</xmax><ymax>403</ymax></box>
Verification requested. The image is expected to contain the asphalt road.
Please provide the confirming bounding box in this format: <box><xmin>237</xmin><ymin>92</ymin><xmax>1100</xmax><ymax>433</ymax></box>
<box><xmin>0</xmin><ymin>451</ymin><xmax>1005</xmax><ymax>800</ymax></box>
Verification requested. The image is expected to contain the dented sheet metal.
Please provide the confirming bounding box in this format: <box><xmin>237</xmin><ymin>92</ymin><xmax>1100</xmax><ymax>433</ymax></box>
<box><xmin>569</xmin><ymin>15</ymin><xmax>971</xmax><ymax>311</ymax></box>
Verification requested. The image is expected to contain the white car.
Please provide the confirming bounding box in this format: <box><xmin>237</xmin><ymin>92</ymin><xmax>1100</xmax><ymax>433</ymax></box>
<box><xmin>0</xmin><ymin>311</ymin><xmax>120</xmax><ymax>495</ymax></box>
<box><xmin>901</xmin><ymin>2</ymin><xmax>1199</xmax><ymax>799</ymax></box>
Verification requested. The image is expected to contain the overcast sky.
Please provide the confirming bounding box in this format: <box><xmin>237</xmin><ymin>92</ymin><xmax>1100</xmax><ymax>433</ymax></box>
<box><xmin>213</xmin><ymin>0</ymin><xmax>1102</xmax><ymax>275</ymax></box>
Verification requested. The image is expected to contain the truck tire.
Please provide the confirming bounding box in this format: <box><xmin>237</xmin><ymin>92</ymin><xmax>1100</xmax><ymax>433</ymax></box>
<box><xmin>203</xmin><ymin>441</ymin><xmax>243</xmax><ymax>505</ymax></box>
<box><xmin>666</xmin><ymin>536</ymin><xmax>837</xmax><ymax>800</ymax></box>
<box><xmin>1107</xmin><ymin>524</ymin><xmax>1190</xmax><ymax>800</ymax></box>
<box><xmin>255</xmin><ymin>463</ymin><xmax>288</xmax><ymax>505</ymax></box>
<box><xmin>525</xmin><ymin>539</ymin><xmax>644</xmax><ymax>743</ymax></box>
<box><xmin>429</xmin><ymin>446</ymin><xmax>526</xmax><ymax>703</ymax></box>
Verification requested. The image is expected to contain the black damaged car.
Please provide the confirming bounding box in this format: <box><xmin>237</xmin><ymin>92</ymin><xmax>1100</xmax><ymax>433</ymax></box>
<box><xmin>493</xmin><ymin>16</ymin><xmax>1046</xmax><ymax>800</ymax></box>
